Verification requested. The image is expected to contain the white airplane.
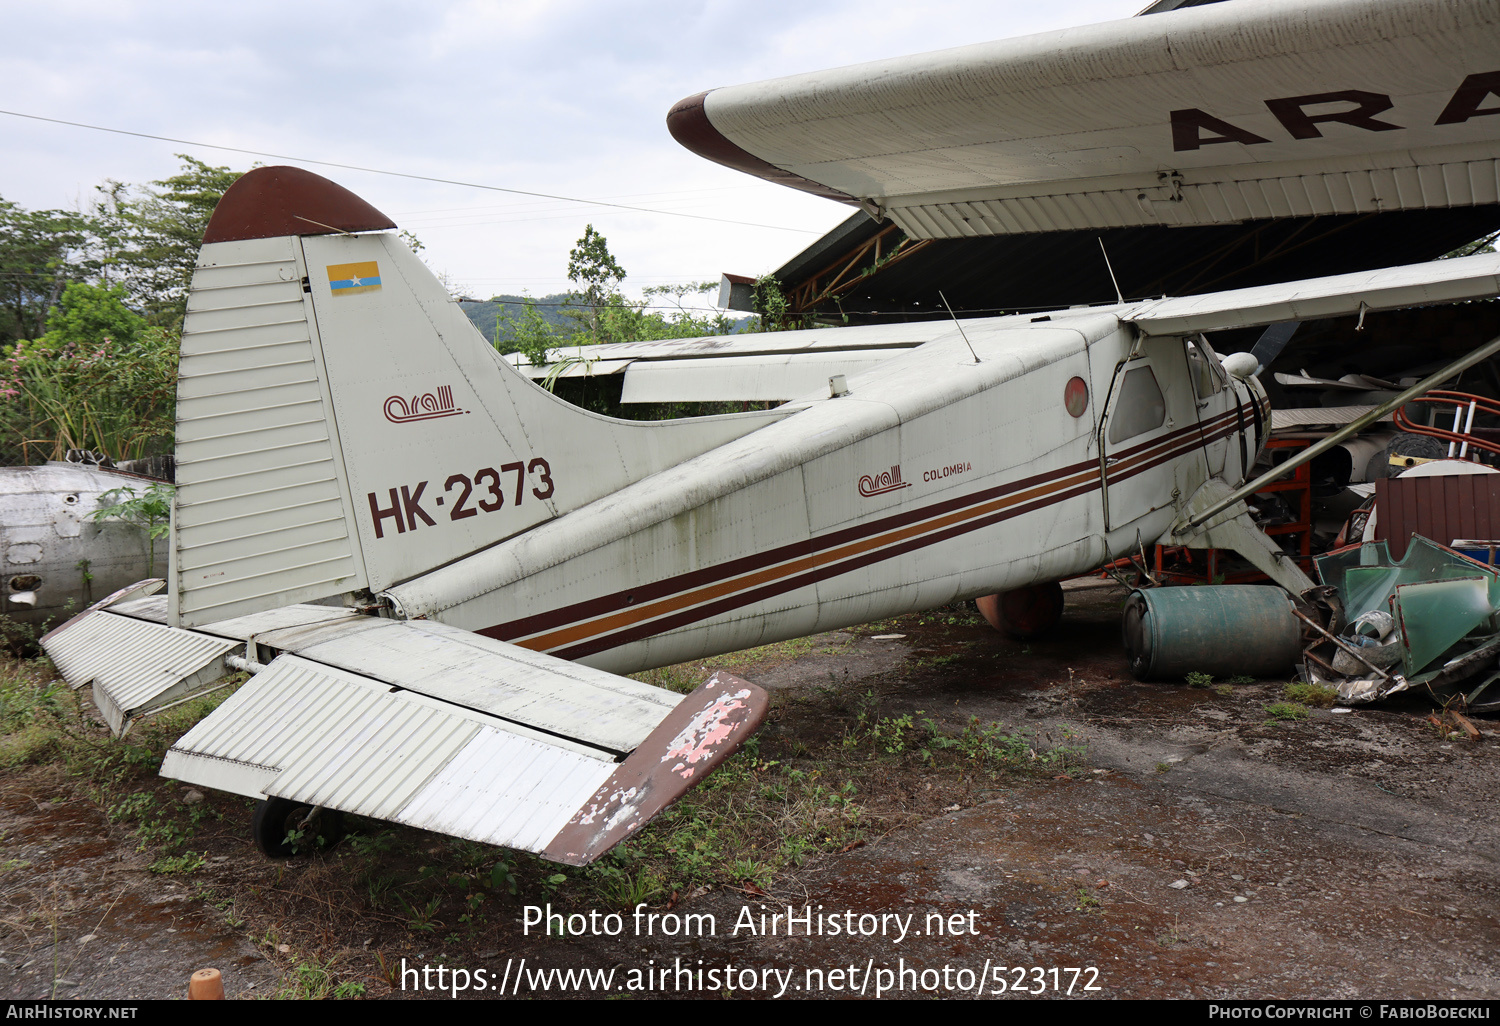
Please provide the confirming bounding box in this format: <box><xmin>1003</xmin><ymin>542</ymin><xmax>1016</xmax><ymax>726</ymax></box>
<box><xmin>37</xmin><ymin>0</ymin><xmax>1500</xmax><ymax>865</ymax></box>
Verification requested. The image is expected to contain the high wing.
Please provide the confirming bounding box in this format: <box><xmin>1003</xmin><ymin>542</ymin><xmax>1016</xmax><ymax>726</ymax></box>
<box><xmin>669</xmin><ymin>0</ymin><xmax>1500</xmax><ymax>239</ymax></box>
<box><xmin>509</xmin><ymin>321</ymin><xmax>955</xmax><ymax>403</ymax></box>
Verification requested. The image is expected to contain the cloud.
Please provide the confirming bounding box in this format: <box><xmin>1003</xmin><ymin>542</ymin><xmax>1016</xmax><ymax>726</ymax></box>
<box><xmin>1</xmin><ymin>1</ymin><xmax>1143</xmax><ymax>296</ymax></box>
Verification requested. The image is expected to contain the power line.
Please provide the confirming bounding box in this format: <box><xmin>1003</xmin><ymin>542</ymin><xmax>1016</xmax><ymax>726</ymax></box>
<box><xmin>1</xmin><ymin>108</ymin><xmax>822</xmax><ymax>235</ymax></box>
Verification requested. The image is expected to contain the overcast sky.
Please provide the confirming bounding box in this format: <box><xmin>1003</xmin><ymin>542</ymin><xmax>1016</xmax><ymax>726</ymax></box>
<box><xmin>4</xmin><ymin>0</ymin><xmax>1138</xmax><ymax>311</ymax></box>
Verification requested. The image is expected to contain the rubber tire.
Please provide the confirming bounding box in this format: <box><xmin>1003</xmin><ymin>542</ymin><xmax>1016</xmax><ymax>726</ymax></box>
<box><xmin>976</xmin><ymin>581</ymin><xmax>1066</xmax><ymax>640</ymax></box>
<box><xmin>251</xmin><ymin>797</ymin><xmax>344</xmax><ymax>858</ymax></box>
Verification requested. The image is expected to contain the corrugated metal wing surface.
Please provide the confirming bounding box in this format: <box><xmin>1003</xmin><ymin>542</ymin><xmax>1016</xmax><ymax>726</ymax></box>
<box><xmin>161</xmin><ymin>655</ymin><xmax>616</xmax><ymax>853</ymax></box>
<box><xmin>173</xmin><ymin>236</ymin><xmax>365</xmax><ymax>628</ymax></box>
<box><xmin>252</xmin><ymin>617</ymin><xmax>681</xmax><ymax>753</ymax></box>
<box><xmin>889</xmin><ymin>160</ymin><xmax>1500</xmax><ymax>240</ymax></box>
<box><xmin>397</xmin><ymin>728</ymin><xmax>616</xmax><ymax>851</ymax></box>
<box><xmin>42</xmin><ymin>611</ymin><xmax>238</xmax><ymax>733</ymax></box>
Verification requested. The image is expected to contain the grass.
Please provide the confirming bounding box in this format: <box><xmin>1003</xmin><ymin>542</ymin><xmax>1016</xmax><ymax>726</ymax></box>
<box><xmin>1284</xmin><ymin>682</ymin><xmax>1339</xmax><ymax>708</ymax></box>
<box><xmin>0</xmin><ymin>624</ymin><xmax>1091</xmax><ymax>986</ymax></box>
<box><xmin>1263</xmin><ymin>701</ymin><xmax>1310</xmax><ymax>723</ymax></box>
<box><xmin>0</xmin><ymin>654</ymin><xmax>238</xmax><ymax>860</ymax></box>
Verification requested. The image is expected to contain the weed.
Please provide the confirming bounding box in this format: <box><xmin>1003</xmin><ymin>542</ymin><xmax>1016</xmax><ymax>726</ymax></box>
<box><xmin>347</xmin><ymin>830</ymin><xmax>396</xmax><ymax>857</ymax></box>
<box><xmin>1284</xmin><ymin>682</ymin><xmax>1338</xmax><ymax>708</ymax></box>
<box><xmin>1074</xmin><ymin>888</ymin><xmax>1102</xmax><ymax>912</ymax></box>
<box><xmin>1156</xmin><ymin>762</ymin><xmax>1172</xmax><ymax>773</ymax></box>
<box><xmin>397</xmin><ymin>894</ymin><xmax>442</xmax><ymax>933</ymax></box>
<box><xmin>1185</xmin><ymin>671</ymin><xmax>1213</xmax><ymax>688</ymax></box>
<box><xmin>872</xmin><ymin>712</ymin><xmax>916</xmax><ymax>754</ymax></box>
<box><xmin>1264</xmin><ymin>701</ymin><xmax>1310</xmax><ymax>723</ymax></box>
<box><xmin>588</xmin><ymin>865</ymin><xmax>665</xmax><ymax>909</ymax></box>
<box><xmin>364</xmin><ymin>873</ymin><xmax>399</xmax><ymax>910</ymax></box>
<box><xmin>148</xmin><ymin>851</ymin><xmax>205</xmax><ymax>875</ymax></box>
<box><xmin>1213</xmin><ymin>684</ymin><xmax>1235</xmax><ymax>697</ymax></box>
<box><xmin>274</xmin><ymin>957</ymin><xmax>339</xmax><ymax>1000</ymax></box>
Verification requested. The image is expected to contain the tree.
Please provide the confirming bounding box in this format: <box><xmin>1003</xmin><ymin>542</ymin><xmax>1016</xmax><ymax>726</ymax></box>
<box><xmin>95</xmin><ymin>155</ymin><xmax>242</xmax><ymax>330</ymax></box>
<box><xmin>566</xmin><ymin>225</ymin><xmax>626</xmax><ymax>340</ymax></box>
<box><xmin>0</xmin><ymin>198</ymin><xmax>95</xmax><ymax>347</ymax></box>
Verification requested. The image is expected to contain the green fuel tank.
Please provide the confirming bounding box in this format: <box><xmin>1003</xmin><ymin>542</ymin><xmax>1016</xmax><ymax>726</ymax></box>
<box><xmin>1122</xmin><ymin>585</ymin><xmax>1302</xmax><ymax>682</ymax></box>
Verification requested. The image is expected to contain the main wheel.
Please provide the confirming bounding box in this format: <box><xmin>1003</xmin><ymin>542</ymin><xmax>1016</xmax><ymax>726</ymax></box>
<box><xmin>976</xmin><ymin>581</ymin><xmax>1065</xmax><ymax>640</ymax></box>
<box><xmin>251</xmin><ymin>797</ymin><xmax>344</xmax><ymax>857</ymax></box>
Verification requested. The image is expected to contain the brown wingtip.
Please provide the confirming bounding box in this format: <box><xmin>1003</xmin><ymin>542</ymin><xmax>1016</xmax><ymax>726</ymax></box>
<box><xmin>542</xmin><ymin>670</ymin><xmax>769</xmax><ymax>865</ymax></box>
<box><xmin>667</xmin><ymin>90</ymin><xmax>859</xmax><ymax>205</ymax></box>
<box><xmin>202</xmin><ymin>166</ymin><xmax>397</xmax><ymax>244</ymax></box>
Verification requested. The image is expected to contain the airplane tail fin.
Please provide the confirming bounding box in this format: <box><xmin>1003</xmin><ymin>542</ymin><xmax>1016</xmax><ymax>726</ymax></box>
<box><xmin>172</xmin><ymin>167</ymin><xmax>773</xmax><ymax>627</ymax></box>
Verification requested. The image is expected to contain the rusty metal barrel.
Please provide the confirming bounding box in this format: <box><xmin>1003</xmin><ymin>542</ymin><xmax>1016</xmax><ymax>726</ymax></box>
<box><xmin>1122</xmin><ymin>585</ymin><xmax>1301</xmax><ymax>681</ymax></box>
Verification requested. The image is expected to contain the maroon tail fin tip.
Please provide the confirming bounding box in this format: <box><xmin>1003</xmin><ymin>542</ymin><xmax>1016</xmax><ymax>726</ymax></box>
<box><xmin>202</xmin><ymin>166</ymin><xmax>396</xmax><ymax>244</ymax></box>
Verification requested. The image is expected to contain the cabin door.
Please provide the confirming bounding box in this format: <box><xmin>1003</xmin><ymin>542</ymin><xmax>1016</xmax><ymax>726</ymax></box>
<box><xmin>1098</xmin><ymin>339</ymin><xmax>1197</xmax><ymax>532</ymax></box>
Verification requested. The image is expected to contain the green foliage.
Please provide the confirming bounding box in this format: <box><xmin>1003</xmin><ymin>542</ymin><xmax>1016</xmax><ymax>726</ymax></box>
<box><xmin>484</xmin><ymin>229</ymin><xmax>740</xmax><ymax>380</ymax></box>
<box><xmin>93</xmin><ymin>156</ymin><xmax>242</xmax><ymax>331</ymax></box>
<box><xmin>501</xmin><ymin>295</ymin><xmax>567</xmax><ymax>369</ymax></box>
<box><xmin>1264</xmin><ymin>701</ymin><xmax>1310</xmax><ymax>723</ymax></box>
<box><xmin>566</xmin><ymin>224</ymin><xmax>627</xmax><ymax>340</ymax></box>
<box><xmin>91</xmin><ymin>484</ymin><xmax>174</xmax><ymax>574</ymax></box>
<box><xmin>1283</xmin><ymin>682</ymin><xmax>1338</xmax><ymax>708</ymax></box>
<box><xmin>1</xmin><ymin>287</ymin><xmax>177</xmax><ymax>462</ymax></box>
<box><xmin>149</xmin><ymin>850</ymin><xmax>205</xmax><ymax>875</ymax></box>
<box><xmin>1184</xmin><ymin>671</ymin><xmax>1214</xmax><ymax>688</ymax></box>
<box><xmin>0</xmin><ymin>198</ymin><xmax>96</xmax><ymax>347</ymax></box>
<box><xmin>42</xmin><ymin>282</ymin><xmax>144</xmax><ymax>347</ymax></box>
<box><xmin>273</xmin><ymin>956</ymin><xmax>360</xmax><ymax>1000</ymax></box>
<box><xmin>751</xmin><ymin>274</ymin><xmax>792</xmax><ymax>331</ymax></box>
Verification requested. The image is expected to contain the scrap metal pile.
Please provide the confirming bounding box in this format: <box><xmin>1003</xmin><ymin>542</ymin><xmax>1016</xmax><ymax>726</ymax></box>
<box><xmin>1302</xmin><ymin>535</ymin><xmax>1500</xmax><ymax>709</ymax></box>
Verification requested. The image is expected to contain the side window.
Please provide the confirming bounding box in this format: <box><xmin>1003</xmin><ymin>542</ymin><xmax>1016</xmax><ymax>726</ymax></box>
<box><xmin>1107</xmin><ymin>365</ymin><xmax>1167</xmax><ymax>444</ymax></box>
<box><xmin>1185</xmin><ymin>337</ymin><xmax>1225</xmax><ymax>399</ymax></box>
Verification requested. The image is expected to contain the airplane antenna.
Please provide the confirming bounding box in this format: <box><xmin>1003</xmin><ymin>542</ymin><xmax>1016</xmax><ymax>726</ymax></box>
<box><xmin>938</xmin><ymin>291</ymin><xmax>980</xmax><ymax>364</ymax></box>
<box><xmin>1098</xmin><ymin>238</ymin><xmax>1124</xmax><ymax>305</ymax></box>
<box><xmin>292</xmin><ymin>214</ymin><xmax>356</xmax><ymax>236</ymax></box>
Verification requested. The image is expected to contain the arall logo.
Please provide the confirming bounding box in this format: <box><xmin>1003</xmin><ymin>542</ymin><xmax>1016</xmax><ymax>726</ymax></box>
<box><xmin>858</xmin><ymin>465</ymin><xmax>910</xmax><ymax>498</ymax></box>
<box><xmin>384</xmin><ymin>385</ymin><xmax>467</xmax><ymax>424</ymax></box>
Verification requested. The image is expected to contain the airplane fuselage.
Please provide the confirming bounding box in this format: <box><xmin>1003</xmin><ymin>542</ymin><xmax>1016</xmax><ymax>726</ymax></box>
<box><xmin>0</xmin><ymin>463</ymin><xmax>170</xmax><ymax>635</ymax></box>
<box><xmin>381</xmin><ymin>312</ymin><xmax>1267</xmax><ymax>675</ymax></box>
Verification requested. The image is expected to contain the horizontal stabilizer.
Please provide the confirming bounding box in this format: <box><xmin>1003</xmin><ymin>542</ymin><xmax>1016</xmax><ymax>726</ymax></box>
<box><xmin>42</xmin><ymin>582</ymin><xmax>369</xmax><ymax>734</ymax></box>
<box><xmin>161</xmin><ymin>653</ymin><xmax>765</xmax><ymax>862</ymax></box>
<box><xmin>242</xmin><ymin>616</ymin><xmax>685</xmax><ymax>753</ymax></box>
<box><xmin>48</xmin><ymin>585</ymin><xmax>768</xmax><ymax>861</ymax></box>
<box><xmin>44</xmin><ymin>607</ymin><xmax>238</xmax><ymax>734</ymax></box>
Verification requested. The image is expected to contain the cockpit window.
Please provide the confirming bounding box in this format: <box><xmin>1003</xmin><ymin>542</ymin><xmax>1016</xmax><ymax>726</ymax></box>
<box><xmin>1107</xmin><ymin>365</ymin><xmax>1167</xmax><ymax>444</ymax></box>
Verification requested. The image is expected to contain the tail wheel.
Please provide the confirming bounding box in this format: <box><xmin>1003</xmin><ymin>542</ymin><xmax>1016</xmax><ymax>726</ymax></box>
<box><xmin>251</xmin><ymin>797</ymin><xmax>344</xmax><ymax>858</ymax></box>
<box><xmin>977</xmin><ymin>581</ymin><xmax>1065</xmax><ymax>640</ymax></box>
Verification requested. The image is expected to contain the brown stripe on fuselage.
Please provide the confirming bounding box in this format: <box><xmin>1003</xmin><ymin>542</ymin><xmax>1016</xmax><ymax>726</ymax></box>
<box><xmin>484</xmin><ymin>405</ymin><xmax>1243</xmax><ymax>656</ymax></box>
